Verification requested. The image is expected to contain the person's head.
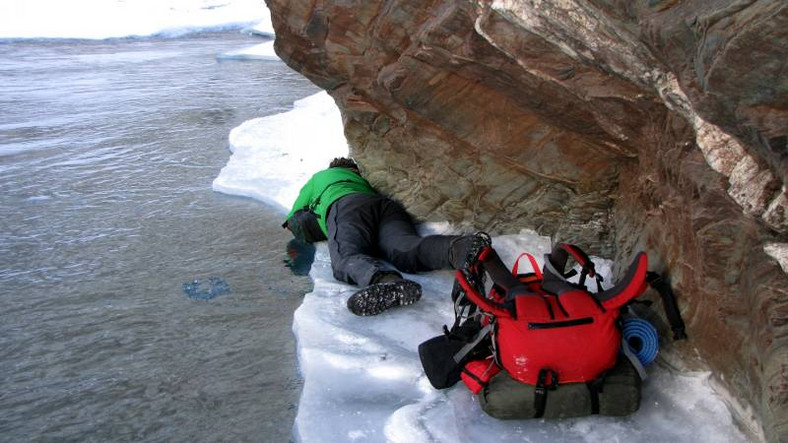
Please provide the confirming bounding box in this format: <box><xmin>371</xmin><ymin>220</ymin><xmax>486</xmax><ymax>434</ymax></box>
<box><xmin>329</xmin><ymin>157</ymin><xmax>360</xmax><ymax>173</ymax></box>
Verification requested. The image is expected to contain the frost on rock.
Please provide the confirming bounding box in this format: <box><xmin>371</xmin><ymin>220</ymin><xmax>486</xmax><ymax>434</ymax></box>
<box><xmin>764</xmin><ymin>243</ymin><xmax>788</xmax><ymax>274</ymax></box>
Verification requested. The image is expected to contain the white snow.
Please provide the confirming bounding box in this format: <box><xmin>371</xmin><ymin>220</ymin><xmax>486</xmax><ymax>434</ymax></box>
<box><xmin>214</xmin><ymin>92</ymin><xmax>754</xmax><ymax>442</ymax></box>
<box><xmin>249</xmin><ymin>8</ymin><xmax>275</xmax><ymax>37</ymax></box>
<box><xmin>0</xmin><ymin>0</ymin><xmax>272</xmax><ymax>40</ymax></box>
<box><xmin>212</xmin><ymin>92</ymin><xmax>349</xmax><ymax>212</ymax></box>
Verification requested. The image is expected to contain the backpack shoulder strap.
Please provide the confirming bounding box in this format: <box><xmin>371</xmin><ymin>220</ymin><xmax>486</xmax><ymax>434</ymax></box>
<box><xmin>597</xmin><ymin>252</ymin><xmax>649</xmax><ymax>310</ymax></box>
<box><xmin>542</xmin><ymin>243</ymin><xmax>599</xmax><ymax>295</ymax></box>
<box><xmin>477</xmin><ymin>247</ymin><xmax>522</xmax><ymax>292</ymax></box>
<box><xmin>646</xmin><ymin>272</ymin><xmax>688</xmax><ymax>340</ymax></box>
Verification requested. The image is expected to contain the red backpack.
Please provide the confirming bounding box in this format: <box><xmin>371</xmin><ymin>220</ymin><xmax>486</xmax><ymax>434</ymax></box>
<box><xmin>419</xmin><ymin>238</ymin><xmax>649</xmax><ymax>413</ymax></box>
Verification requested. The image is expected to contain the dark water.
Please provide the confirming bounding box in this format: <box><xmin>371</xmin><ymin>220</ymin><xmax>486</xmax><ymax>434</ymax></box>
<box><xmin>0</xmin><ymin>32</ymin><xmax>319</xmax><ymax>441</ymax></box>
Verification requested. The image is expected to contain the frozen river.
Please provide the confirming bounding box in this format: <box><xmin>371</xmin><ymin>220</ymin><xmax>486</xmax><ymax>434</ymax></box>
<box><xmin>0</xmin><ymin>31</ymin><xmax>318</xmax><ymax>441</ymax></box>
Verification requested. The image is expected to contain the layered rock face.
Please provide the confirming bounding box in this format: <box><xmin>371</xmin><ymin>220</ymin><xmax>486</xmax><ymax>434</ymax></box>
<box><xmin>267</xmin><ymin>0</ymin><xmax>787</xmax><ymax>439</ymax></box>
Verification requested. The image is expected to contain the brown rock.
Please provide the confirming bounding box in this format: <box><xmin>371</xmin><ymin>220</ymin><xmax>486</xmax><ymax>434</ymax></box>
<box><xmin>267</xmin><ymin>0</ymin><xmax>788</xmax><ymax>439</ymax></box>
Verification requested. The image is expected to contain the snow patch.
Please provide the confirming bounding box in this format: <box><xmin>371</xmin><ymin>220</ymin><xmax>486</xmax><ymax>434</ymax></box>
<box><xmin>212</xmin><ymin>92</ymin><xmax>348</xmax><ymax>213</ymax></box>
<box><xmin>0</xmin><ymin>0</ymin><xmax>272</xmax><ymax>40</ymax></box>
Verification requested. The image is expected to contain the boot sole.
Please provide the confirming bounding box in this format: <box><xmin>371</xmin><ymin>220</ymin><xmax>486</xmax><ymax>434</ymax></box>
<box><xmin>347</xmin><ymin>280</ymin><xmax>422</xmax><ymax>316</ymax></box>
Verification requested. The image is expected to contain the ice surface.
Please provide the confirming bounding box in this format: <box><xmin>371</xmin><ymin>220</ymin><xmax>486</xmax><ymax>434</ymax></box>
<box><xmin>0</xmin><ymin>0</ymin><xmax>272</xmax><ymax>40</ymax></box>
<box><xmin>214</xmin><ymin>94</ymin><xmax>753</xmax><ymax>442</ymax></box>
<box><xmin>217</xmin><ymin>41</ymin><xmax>279</xmax><ymax>61</ymax></box>
<box><xmin>212</xmin><ymin>92</ymin><xmax>349</xmax><ymax>213</ymax></box>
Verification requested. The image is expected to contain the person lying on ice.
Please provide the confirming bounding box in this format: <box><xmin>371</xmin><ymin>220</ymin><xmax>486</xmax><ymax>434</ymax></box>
<box><xmin>283</xmin><ymin>157</ymin><xmax>482</xmax><ymax>316</ymax></box>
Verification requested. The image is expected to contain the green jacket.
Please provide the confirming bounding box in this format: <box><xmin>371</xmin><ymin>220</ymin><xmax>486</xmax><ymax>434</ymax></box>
<box><xmin>286</xmin><ymin>167</ymin><xmax>377</xmax><ymax>235</ymax></box>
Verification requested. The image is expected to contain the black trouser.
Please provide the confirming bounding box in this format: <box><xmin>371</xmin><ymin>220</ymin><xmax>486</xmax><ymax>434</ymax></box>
<box><xmin>326</xmin><ymin>193</ymin><xmax>459</xmax><ymax>287</ymax></box>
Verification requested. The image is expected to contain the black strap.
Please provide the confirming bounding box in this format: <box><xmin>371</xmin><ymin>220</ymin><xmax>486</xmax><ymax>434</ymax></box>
<box><xmin>477</xmin><ymin>248</ymin><xmax>540</xmax><ymax>317</ymax></box>
<box><xmin>549</xmin><ymin>244</ymin><xmax>596</xmax><ymax>278</ymax></box>
<box><xmin>533</xmin><ymin>368</ymin><xmax>559</xmax><ymax>418</ymax></box>
<box><xmin>646</xmin><ymin>272</ymin><xmax>688</xmax><ymax>340</ymax></box>
<box><xmin>452</xmin><ymin>324</ymin><xmax>493</xmax><ymax>364</ymax></box>
<box><xmin>586</xmin><ymin>374</ymin><xmax>606</xmax><ymax>415</ymax></box>
<box><xmin>549</xmin><ymin>293</ymin><xmax>569</xmax><ymax>317</ymax></box>
<box><xmin>479</xmin><ymin>248</ymin><xmax>521</xmax><ymax>291</ymax></box>
<box><xmin>542</xmin><ymin>244</ymin><xmax>610</xmax><ymax>297</ymax></box>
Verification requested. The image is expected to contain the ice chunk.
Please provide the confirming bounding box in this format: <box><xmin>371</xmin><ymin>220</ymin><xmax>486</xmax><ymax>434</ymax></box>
<box><xmin>212</xmin><ymin>91</ymin><xmax>349</xmax><ymax>213</ymax></box>
<box><xmin>217</xmin><ymin>41</ymin><xmax>280</xmax><ymax>61</ymax></box>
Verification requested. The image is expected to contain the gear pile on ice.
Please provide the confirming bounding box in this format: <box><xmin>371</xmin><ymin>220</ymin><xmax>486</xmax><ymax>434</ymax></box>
<box><xmin>418</xmin><ymin>239</ymin><xmax>677</xmax><ymax>419</ymax></box>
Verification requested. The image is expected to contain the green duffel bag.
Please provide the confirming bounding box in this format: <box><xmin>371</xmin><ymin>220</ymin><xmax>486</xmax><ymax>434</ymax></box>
<box><xmin>597</xmin><ymin>356</ymin><xmax>642</xmax><ymax>417</ymax></box>
<box><xmin>479</xmin><ymin>356</ymin><xmax>641</xmax><ymax>419</ymax></box>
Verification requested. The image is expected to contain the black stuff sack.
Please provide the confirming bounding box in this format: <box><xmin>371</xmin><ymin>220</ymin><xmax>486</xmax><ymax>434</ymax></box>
<box><xmin>418</xmin><ymin>319</ymin><xmax>489</xmax><ymax>389</ymax></box>
<box><xmin>283</xmin><ymin>209</ymin><xmax>327</xmax><ymax>244</ymax></box>
<box><xmin>418</xmin><ymin>334</ymin><xmax>467</xmax><ymax>389</ymax></box>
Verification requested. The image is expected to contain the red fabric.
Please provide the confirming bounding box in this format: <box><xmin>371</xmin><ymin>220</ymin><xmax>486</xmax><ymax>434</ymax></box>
<box><xmin>457</xmin><ymin>246</ymin><xmax>648</xmax><ymax>388</ymax></box>
<box><xmin>513</xmin><ymin>253</ymin><xmax>542</xmax><ymax>279</ymax></box>
<box><xmin>513</xmin><ymin>293</ymin><xmax>552</xmax><ymax>319</ymax></box>
<box><xmin>471</xmin><ymin>280</ymin><xmax>623</xmax><ymax>385</ymax></box>
<box><xmin>461</xmin><ymin>360</ymin><xmax>501</xmax><ymax>394</ymax></box>
<box><xmin>560</xmin><ymin>243</ymin><xmax>595</xmax><ymax>277</ymax></box>
<box><xmin>558</xmin><ymin>290</ymin><xmax>604</xmax><ymax>316</ymax></box>
<box><xmin>601</xmin><ymin>253</ymin><xmax>649</xmax><ymax>310</ymax></box>
<box><xmin>496</xmin><ymin>311</ymin><xmax>620</xmax><ymax>385</ymax></box>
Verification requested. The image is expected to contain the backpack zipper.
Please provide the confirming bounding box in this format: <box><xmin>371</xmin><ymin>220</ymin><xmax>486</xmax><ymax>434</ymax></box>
<box><xmin>528</xmin><ymin>317</ymin><xmax>593</xmax><ymax>329</ymax></box>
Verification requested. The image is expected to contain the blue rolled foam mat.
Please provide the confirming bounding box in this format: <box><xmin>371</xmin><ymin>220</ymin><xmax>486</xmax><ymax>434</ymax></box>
<box><xmin>622</xmin><ymin>317</ymin><xmax>659</xmax><ymax>366</ymax></box>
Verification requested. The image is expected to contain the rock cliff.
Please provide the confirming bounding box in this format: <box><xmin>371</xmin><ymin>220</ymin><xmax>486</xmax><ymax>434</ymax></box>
<box><xmin>266</xmin><ymin>0</ymin><xmax>787</xmax><ymax>440</ymax></box>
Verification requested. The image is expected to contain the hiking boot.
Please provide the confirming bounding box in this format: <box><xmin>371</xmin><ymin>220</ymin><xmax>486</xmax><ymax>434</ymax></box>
<box><xmin>347</xmin><ymin>278</ymin><xmax>422</xmax><ymax>316</ymax></box>
<box><xmin>449</xmin><ymin>232</ymin><xmax>492</xmax><ymax>270</ymax></box>
<box><xmin>370</xmin><ymin>270</ymin><xmax>403</xmax><ymax>284</ymax></box>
